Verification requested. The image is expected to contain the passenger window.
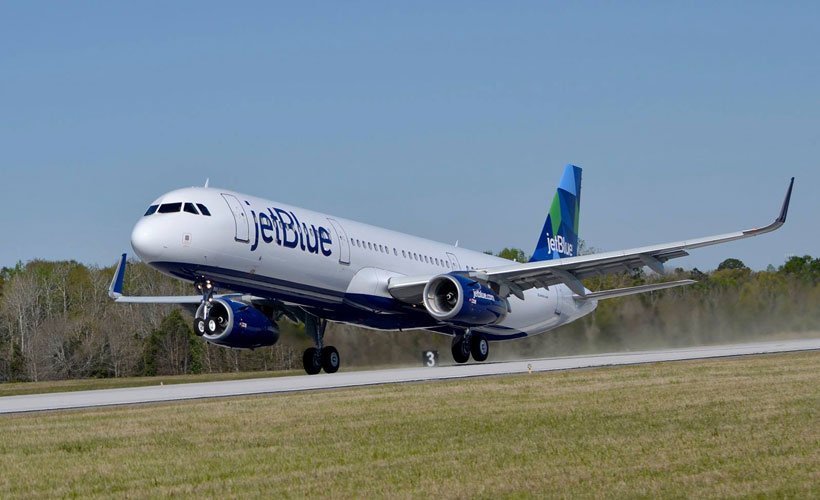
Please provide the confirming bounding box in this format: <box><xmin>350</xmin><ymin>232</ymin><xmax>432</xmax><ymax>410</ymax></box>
<box><xmin>158</xmin><ymin>203</ymin><xmax>182</xmax><ymax>213</ymax></box>
<box><xmin>144</xmin><ymin>205</ymin><xmax>158</xmax><ymax>216</ymax></box>
<box><xmin>393</xmin><ymin>248</ymin><xmax>397</xmax><ymax>256</ymax></box>
<box><xmin>196</xmin><ymin>204</ymin><xmax>211</xmax><ymax>216</ymax></box>
<box><xmin>368</xmin><ymin>242</ymin><xmax>372</xmax><ymax>250</ymax></box>
<box><xmin>402</xmin><ymin>250</ymin><xmax>406</xmax><ymax>258</ymax></box>
<box><xmin>184</xmin><ymin>203</ymin><xmax>199</xmax><ymax>215</ymax></box>
<box><xmin>446</xmin><ymin>261</ymin><xmax>450</xmax><ymax>268</ymax></box>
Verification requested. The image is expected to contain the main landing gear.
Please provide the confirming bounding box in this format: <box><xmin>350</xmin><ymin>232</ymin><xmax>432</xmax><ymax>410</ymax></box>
<box><xmin>451</xmin><ymin>330</ymin><xmax>489</xmax><ymax>364</ymax></box>
<box><xmin>302</xmin><ymin>314</ymin><xmax>340</xmax><ymax>375</ymax></box>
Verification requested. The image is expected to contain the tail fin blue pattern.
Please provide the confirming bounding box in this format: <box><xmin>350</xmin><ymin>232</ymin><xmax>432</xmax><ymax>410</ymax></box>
<box><xmin>529</xmin><ymin>164</ymin><xmax>582</xmax><ymax>262</ymax></box>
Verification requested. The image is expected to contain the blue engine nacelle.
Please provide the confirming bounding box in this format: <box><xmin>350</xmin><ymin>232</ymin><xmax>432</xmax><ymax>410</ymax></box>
<box><xmin>195</xmin><ymin>298</ymin><xmax>279</xmax><ymax>349</ymax></box>
<box><xmin>422</xmin><ymin>273</ymin><xmax>508</xmax><ymax>327</ymax></box>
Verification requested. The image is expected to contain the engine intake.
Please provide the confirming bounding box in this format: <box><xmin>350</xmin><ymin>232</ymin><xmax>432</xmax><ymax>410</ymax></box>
<box><xmin>422</xmin><ymin>273</ymin><xmax>507</xmax><ymax>327</ymax></box>
<box><xmin>195</xmin><ymin>298</ymin><xmax>279</xmax><ymax>349</ymax></box>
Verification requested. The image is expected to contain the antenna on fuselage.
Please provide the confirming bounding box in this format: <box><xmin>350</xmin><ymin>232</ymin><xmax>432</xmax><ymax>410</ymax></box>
<box><xmin>204</xmin><ymin>178</ymin><xmax>210</xmax><ymax>188</ymax></box>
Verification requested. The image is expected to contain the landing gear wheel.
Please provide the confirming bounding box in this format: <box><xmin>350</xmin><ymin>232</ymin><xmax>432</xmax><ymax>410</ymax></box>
<box><xmin>470</xmin><ymin>333</ymin><xmax>489</xmax><ymax>362</ymax></box>
<box><xmin>321</xmin><ymin>346</ymin><xmax>340</xmax><ymax>374</ymax></box>
<box><xmin>206</xmin><ymin>317</ymin><xmax>219</xmax><ymax>335</ymax></box>
<box><xmin>451</xmin><ymin>337</ymin><xmax>471</xmax><ymax>364</ymax></box>
<box><xmin>303</xmin><ymin>348</ymin><xmax>322</xmax><ymax>375</ymax></box>
<box><xmin>194</xmin><ymin>319</ymin><xmax>206</xmax><ymax>337</ymax></box>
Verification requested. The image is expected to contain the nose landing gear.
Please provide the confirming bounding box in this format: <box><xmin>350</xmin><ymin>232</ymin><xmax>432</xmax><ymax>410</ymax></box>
<box><xmin>193</xmin><ymin>279</ymin><xmax>214</xmax><ymax>337</ymax></box>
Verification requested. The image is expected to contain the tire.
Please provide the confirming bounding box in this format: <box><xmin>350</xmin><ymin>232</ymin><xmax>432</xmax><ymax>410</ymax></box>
<box><xmin>321</xmin><ymin>346</ymin><xmax>340</xmax><ymax>374</ymax></box>
<box><xmin>303</xmin><ymin>348</ymin><xmax>322</xmax><ymax>375</ymax></box>
<box><xmin>451</xmin><ymin>337</ymin><xmax>470</xmax><ymax>364</ymax></box>
<box><xmin>470</xmin><ymin>333</ymin><xmax>489</xmax><ymax>362</ymax></box>
<box><xmin>194</xmin><ymin>319</ymin><xmax>206</xmax><ymax>337</ymax></box>
<box><xmin>206</xmin><ymin>317</ymin><xmax>219</xmax><ymax>335</ymax></box>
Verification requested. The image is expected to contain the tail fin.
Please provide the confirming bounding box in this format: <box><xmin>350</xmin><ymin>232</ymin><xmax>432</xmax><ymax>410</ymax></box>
<box><xmin>529</xmin><ymin>164</ymin><xmax>582</xmax><ymax>262</ymax></box>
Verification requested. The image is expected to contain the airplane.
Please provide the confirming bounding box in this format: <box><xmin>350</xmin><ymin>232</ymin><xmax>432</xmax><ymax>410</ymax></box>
<box><xmin>109</xmin><ymin>165</ymin><xmax>794</xmax><ymax>375</ymax></box>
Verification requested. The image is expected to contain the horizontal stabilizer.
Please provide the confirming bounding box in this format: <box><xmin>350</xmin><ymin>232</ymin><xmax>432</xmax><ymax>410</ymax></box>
<box><xmin>574</xmin><ymin>279</ymin><xmax>696</xmax><ymax>301</ymax></box>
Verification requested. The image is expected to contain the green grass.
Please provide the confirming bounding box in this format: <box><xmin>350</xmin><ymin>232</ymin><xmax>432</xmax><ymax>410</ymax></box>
<box><xmin>2</xmin><ymin>351</ymin><xmax>820</xmax><ymax>498</ymax></box>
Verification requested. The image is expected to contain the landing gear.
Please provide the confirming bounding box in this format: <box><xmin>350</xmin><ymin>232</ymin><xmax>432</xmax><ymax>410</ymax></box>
<box><xmin>470</xmin><ymin>333</ymin><xmax>489</xmax><ymax>362</ymax></box>
<box><xmin>452</xmin><ymin>330</ymin><xmax>490</xmax><ymax>363</ymax></box>
<box><xmin>302</xmin><ymin>347</ymin><xmax>322</xmax><ymax>375</ymax></box>
<box><xmin>205</xmin><ymin>317</ymin><xmax>222</xmax><ymax>335</ymax></box>
<box><xmin>194</xmin><ymin>318</ymin><xmax>206</xmax><ymax>336</ymax></box>
<box><xmin>452</xmin><ymin>334</ymin><xmax>471</xmax><ymax>364</ymax></box>
<box><xmin>301</xmin><ymin>314</ymin><xmax>341</xmax><ymax>375</ymax></box>
<box><xmin>321</xmin><ymin>346</ymin><xmax>340</xmax><ymax>374</ymax></box>
<box><xmin>193</xmin><ymin>279</ymin><xmax>215</xmax><ymax>336</ymax></box>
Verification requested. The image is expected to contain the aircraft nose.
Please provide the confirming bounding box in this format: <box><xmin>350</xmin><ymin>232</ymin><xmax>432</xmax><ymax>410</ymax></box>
<box><xmin>131</xmin><ymin>218</ymin><xmax>165</xmax><ymax>263</ymax></box>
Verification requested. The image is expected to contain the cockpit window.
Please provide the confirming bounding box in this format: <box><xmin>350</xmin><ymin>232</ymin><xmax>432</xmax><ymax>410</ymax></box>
<box><xmin>196</xmin><ymin>204</ymin><xmax>211</xmax><ymax>216</ymax></box>
<box><xmin>184</xmin><ymin>202</ymin><xmax>199</xmax><ymax>215</ymax></box>
<box><xmin>158</xmin><ymin>202</ymin><xmax>182</xmax><ymax>213</ymax></box>
<box><xmin>144</xmin><ymin>205</ymin><xmax>158</xmax><ymax>216</ymax></box>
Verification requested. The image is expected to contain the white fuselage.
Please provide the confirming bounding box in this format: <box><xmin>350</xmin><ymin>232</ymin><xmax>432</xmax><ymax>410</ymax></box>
<box><xmin>131</xmin><ymin>187</ymin><xmax>596</xmax><ymax>340</ymax></box>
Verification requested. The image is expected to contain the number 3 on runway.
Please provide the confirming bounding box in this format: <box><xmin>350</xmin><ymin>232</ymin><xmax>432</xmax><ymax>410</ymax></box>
<box><xmin>423</xmin><ymin>350</ymin><xmax>438</xmax><ymax>367</ymax></box>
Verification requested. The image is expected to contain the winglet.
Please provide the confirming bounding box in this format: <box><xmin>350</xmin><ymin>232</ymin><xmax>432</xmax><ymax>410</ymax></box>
<box><xmin>777</xmin><ymin>177</ymin><xmax>795</xmax><ymax>224</ymax></box>
<box><xmin>108</xmin><ymin>253</ymin><xmax>127</xmax><ymax>299</ymax></box>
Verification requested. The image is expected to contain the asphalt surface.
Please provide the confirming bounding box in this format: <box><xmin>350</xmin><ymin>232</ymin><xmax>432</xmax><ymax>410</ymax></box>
<box><xmin>2</xmin><ymin>338</ymin><xmax>819</xmax><ymax>414</ymax></box>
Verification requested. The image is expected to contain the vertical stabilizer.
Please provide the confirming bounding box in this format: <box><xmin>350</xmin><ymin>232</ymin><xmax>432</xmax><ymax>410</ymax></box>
<box><xmin>529</xmin><ymin>164</ymin><xmax>582</xmax><ymax>262</ymax></box>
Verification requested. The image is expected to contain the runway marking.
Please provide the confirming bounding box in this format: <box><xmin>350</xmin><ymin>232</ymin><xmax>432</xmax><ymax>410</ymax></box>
<box><xmin>2</xmin><ymin>338</ymin><xmax>819</xmax><ymax>414</ymax></box>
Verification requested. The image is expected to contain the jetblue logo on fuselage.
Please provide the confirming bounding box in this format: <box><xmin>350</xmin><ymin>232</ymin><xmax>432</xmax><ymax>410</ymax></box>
<box><xmin>472</xmin><ymin>289</ymin><xmax>496</xmax><ymax>301</ymax></box>
<box><xmin>545</xmin><ymin>232</ymin><xmax>573</xmax><ymax>257</ymax></box>
<box><xmin>248</xmin><ymin>206</ymin><xmax>333</xmax><ymax>257</ymax></box>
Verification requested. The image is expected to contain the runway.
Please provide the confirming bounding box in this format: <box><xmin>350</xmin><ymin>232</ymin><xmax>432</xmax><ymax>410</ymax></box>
<box><xmin>2</xmin><ymin>338</ymin><xmax>819</xmax><ymax>414</ymax></box>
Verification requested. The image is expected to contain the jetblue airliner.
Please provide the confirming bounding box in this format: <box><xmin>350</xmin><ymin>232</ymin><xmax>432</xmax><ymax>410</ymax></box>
<box><xmin>110</xmin><ymin>166</ymin><xmax>794</xmax><ymax>374</ymax></box>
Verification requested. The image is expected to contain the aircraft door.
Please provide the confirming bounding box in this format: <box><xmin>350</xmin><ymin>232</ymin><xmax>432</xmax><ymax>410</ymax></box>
<box><xmin>221</xmin><ymin>194</ymin><xmax>250</xmax><ymax>242</ymax></box>
<box><xmin>326</xmin><ymin>218</ymin><xmax>350</xmax><ymax>264</ymax></box>
<box><xmin>446</xmin><ymin>252</ymin><xmax>460</xmax><ymax>270</ymax></box>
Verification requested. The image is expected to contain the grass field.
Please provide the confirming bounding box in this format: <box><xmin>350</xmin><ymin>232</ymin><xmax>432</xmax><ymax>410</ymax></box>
<box><xmin>2</xmin><ymin>352</ymin><xmax>820</xmax><ymax>498</ymax></box>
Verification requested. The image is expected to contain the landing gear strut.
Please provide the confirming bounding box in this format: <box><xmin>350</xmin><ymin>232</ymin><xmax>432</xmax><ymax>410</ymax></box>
<box><xmin>451</xmin><ymin>330</ymin><xmax>489</xmax><ymax>363</ymax></box>
<box><xmin>302</xmin><ymin>314</ymin><xmax>340</xmax><ymax>375</ymax></box>
<box><xmin>193</xmin><ymin>279</ymin><xmax>214</xmax><ymax>336</ymax></box>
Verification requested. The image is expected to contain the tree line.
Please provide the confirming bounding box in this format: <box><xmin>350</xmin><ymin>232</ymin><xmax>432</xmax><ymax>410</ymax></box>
<box><xmin>0</xmin><ymin>253</ymin><xmax>818</xmax><ymax>382</ymax></box>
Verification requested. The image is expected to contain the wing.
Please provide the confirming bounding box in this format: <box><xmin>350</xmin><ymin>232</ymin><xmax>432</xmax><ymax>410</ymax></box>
<box><xmin>389</xmin><ymin>177</ymin><xmax>794</xmax><ymax>302</ymax></box>
<box><xmin>108</xmin><ymin>253</ymin><xmax>235</xmax><ymax>304</ymax></box>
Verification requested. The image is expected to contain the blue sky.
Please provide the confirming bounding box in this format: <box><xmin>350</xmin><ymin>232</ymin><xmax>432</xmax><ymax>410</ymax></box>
<box><xmin>1</xmin><ymin>2</ymin><xmax>817</xmax><ymax>271</ymax></box>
